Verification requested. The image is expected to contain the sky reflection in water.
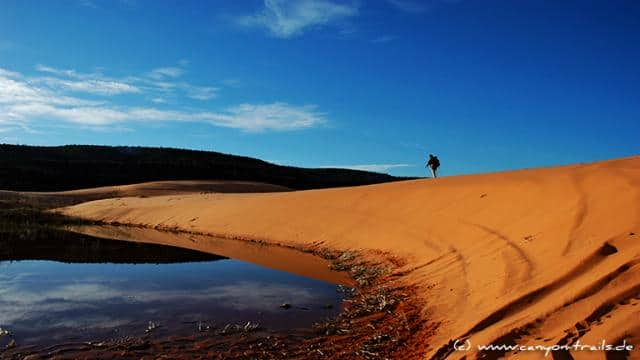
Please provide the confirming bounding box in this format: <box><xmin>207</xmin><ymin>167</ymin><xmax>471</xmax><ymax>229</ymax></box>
<box><xmin>0</xmin><ymin>259</ymin><xmax>343</xmax><ymax>346</ymax></box>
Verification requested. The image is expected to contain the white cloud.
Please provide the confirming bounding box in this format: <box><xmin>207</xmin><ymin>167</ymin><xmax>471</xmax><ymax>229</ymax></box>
<box><xmin>321</xmin><ymin>164</ymin><xmax>411</xmax><ymax>173</ymax></box>
<box><xmin>217</xmin><ymin>102</ymin><xmax>325</xmax><ymax>131</ymax></box>
<box><xmin>31</xmin><ymin>77</ymin><xmax>140</xmax><ymax>95</ymax></box>
<box><xmin>151</xmin><ymin>97</ymin><xmax>168</xmax><ymax>104</ymax></box>
<box><xmin>0</xmin><ymin>68</ymin><xmax>22</xmax><ymax>79</ymax></box>
<box><xmin>185</xmin><ymin>85</ymin><xmax>218</xmax><ymax>100</ymax></box>
<box><xmin>238</xmin><ymin>0</ymin><xmax>358</xmax><ymax>38</ymax></box>
<box><xmin>0</xmin><ymin>75</ymin><xmax>99</xmax><ymax>107</ymax></box>
<box><xmin>0</xmin><ymin>67</ymin><xmax>325</xmax><ymax>132</ymax></box>
<box><xmin>35</xmin><ymin>64</ymin><xmax>82</xmax><ymax>78</ymax></box>
<box><xmin>33</xmin><ymin>64</ymin><xmax>225</xmax><ymax>101</ymax></box>
<box><xmin>143</xmin><ymin>79</ymin><xmax>177</xmax><ymax>91</ymax></box>
<box><xmin>35</xmin><ymin>64</ymin><xmax>140</xmax><ymax>95</ymax></box>
<box><xmin>6</xmin><ymin>103</ymin><xmax>129</xmax><ymax>126</ymax></box>
<box><xmin>149</xmin><ymin>67</ymin><xmax>183</xmax><ymax>79</ymax></box>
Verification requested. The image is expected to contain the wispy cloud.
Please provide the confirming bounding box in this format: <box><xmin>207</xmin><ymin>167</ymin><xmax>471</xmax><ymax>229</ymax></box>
<box><xmin>4</xmin><ymin>103</ymin><xmax>324</xmax><ymax>131</ymax></box>
<box><xmin>31</xmin><ymin>77</ymin><xmax>140</xmax><ymax>95</ymax></box>
<box><xmin>35</xmin><ymin>63</ymin><xmax>218</xmax><ymax>100</ymax></box>
<box><xmin>0</xmin><ymin>68</ymin><xmax>22</xmax><ymax>78</ymax></box>
<box><xmin>151</xmin><ymin>97</ymin><xmax>167</xmax><ymax>104</ymax></box>
<box><xmin>184</xmin><ymin>84</ymin><xmax>218</xmax><ymax>100</ymax></box>
<box><xmin>0</xmin><ymin>73</ymin><xmax>98</xmax><ymax>108</ymax></box>
<box><xmin>0</xmin><ymin>67</ymin><xmax>325</xmax><ymax>132</ymax></box>
<box><xmin>35</xmin><ymin>64</ymin><xmax>140</xmax><ymax>95</ymax></box>
<box><xmin>321</xmin><ymin>164</ymin><xmax>410</xmax><ymax>173</ymax></box>
<box><xmin>35</xmin><ymin>64</ymin><xmax>81</xmax><ymax>78</ymax></box>
<box><xmin>220</xmin><ymin>103</ymin><xmax>325</xmax><ymax>131</ymax></box>
<box><xmin>237</xmin><ymin>0</ymin><xmax>359</xmax><ymax>38</ymax></box>
<box><xmin>148</xmin><ymin>67</ymin><xmax>184</xmax><ymax>80</ymax></box>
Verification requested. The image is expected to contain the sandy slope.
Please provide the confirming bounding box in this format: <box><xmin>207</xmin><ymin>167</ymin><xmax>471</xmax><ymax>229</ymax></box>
<box><xmin>60</xmin><ymin>157</ymin><xmax>640</xmax><ymax>359</ymax></box>
<box><xmin>0</xmin><ymin>180</ymin><xmax>290</xmax><ymax>207</ymax></box>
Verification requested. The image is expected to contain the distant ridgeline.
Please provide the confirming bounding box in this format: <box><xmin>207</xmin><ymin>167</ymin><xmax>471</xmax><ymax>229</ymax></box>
<box><xmin>0</xmin><ymin>144</ymin><xmax>407</xmax><ymax>191</ymax></box>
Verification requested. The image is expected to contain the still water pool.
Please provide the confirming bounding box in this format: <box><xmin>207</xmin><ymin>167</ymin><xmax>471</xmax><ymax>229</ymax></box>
<box><xmin>0</xmin><ymin>237</ymin><xmax>344</xmax><ymax>348</ymax></box>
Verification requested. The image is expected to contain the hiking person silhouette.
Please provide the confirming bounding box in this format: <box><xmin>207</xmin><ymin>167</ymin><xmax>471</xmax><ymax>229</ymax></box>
<box><xmin>426</xmin><ymin>154</ymin><xmax>440</xmax><ymax>178</ymax></box>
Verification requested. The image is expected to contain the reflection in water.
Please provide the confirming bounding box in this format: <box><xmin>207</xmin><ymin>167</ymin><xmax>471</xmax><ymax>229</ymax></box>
<box><xmin>0</xmin><ymin>235</ymin><xmax>344</xmax><ymax>348</ymax></box>
<box><xmin>68</xmin><ymin>225</ymin><xmax>355</xmax><ymax>286</ymax></box>
<box><xmin>0</xmin><ymin>232</ymin><xmax>225</xmax><ymax>263</ymax></box>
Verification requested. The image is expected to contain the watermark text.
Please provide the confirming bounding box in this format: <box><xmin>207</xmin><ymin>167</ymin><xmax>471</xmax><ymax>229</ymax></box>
<box><xmin>453</xmin><ymin>339</ymin><xmax>634</xmax><ymax>357</ymax></box>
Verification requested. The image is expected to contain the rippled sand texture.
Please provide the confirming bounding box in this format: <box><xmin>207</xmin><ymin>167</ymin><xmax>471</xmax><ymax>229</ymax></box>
<box><xmin>60</xmin><ymin>156</ymin><xmax>640</xmax><ymax>359</ymax></box>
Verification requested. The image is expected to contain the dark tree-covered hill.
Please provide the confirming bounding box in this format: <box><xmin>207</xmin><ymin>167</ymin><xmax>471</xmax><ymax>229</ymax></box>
<box><xmin>0</xmin><ymin>144</ymin><xmax>410</xmax><ymax>191</ymax></box>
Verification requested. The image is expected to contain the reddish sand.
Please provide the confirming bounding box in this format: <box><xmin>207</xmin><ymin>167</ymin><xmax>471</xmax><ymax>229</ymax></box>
<box><xmin>60</xmin><ymin>157</ymin><xmax>640</xmax><ymax>359</ymax></box>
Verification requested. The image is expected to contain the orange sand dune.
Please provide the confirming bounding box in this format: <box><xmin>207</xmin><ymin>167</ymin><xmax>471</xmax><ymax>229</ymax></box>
<box><xmin>0</xmin><ymin>180</ymin><xmax>289</xmax><ymax>207</ymax></box>
<box><xmin>61</xmin><ymin>157</ymin><xmax>640</xmax><ymax>359</ymax></box>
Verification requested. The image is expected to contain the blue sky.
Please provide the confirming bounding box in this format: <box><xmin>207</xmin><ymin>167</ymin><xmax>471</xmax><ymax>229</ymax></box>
<box><xmin>0</xmin><ymin>0</ymin><xmax>639</xmax><ymax>177</ymax></box>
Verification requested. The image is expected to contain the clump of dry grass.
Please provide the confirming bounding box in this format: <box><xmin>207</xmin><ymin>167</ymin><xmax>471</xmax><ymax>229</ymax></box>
<box><xmin>302</xmin><ymin>250</ymin><xmax>423</xmax><ymax>358</ymax></box>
